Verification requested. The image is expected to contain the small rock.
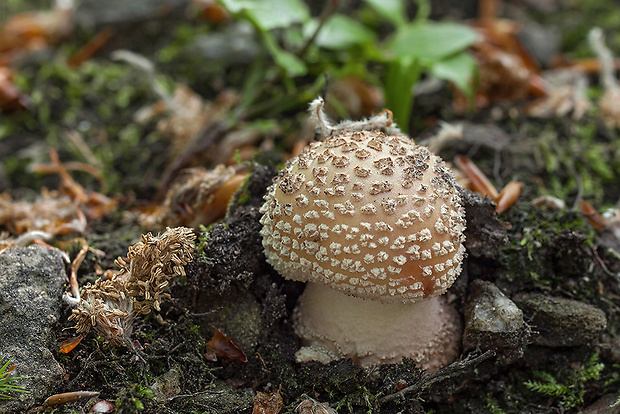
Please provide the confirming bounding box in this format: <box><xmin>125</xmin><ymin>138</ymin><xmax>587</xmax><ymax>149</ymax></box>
<box><xmin>581</xmin><ymin>393</ymin><xmax>620</xmax><ymax>414</ymax></box>
<box><xmin>461</xmin><ymin>189</ymin><xmax>510</xmax><ymax>260</ymax></box>
<box><xmin>0</xmin><ymin>246</ymin><xmax>66</xmax><ymax>413</ymax></box>
<box><xmin>192</xmin><ymin>380</ymin><xmax>255</xmax><ymax>412</ymax></box>
<box><xmin>513</xmin><ymin>293</ymin><xmax>607</xmax><ymax>347</ymax></box>
<box><xmin>516</xmin><ymin>22</ymin><xmax>561</xmax><ymax>68</ymax></box>
<box><xmin>89</xmin><ymin>400</ymin><xmax>115</xmax><ymax>413</ymax></box>
<box><xmin>463</xmin><ymin>280</ymin><xmax>530</xmax><ymax>362</ymax></box>
<box><xmin>600</xmin><ymin>335</ymin><xmax>620</xmax><ymax>364</ymax></box>
<box><xmin>191</xmin><ymin>23</ymin><xmax>260</xmax><ymax>64</ymax></box>
<box><xmin>76</xmin><ymin>0</ymin><xmax>188</xmax><ymax>27</ymax></box>
<box><xmin>151</xmin><ymin>365</ymin><xmax>182</xmax><ymax>403</ymax></box>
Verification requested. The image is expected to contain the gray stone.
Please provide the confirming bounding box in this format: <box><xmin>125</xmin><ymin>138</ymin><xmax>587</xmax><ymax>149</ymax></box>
<box><xmin>190</xmin><ymin>23</ymin><xmax>260</xmax><ymax>65</ymax></box>
<box><xmin>516</xmin><ymin>22</ymin><xmax>561</xmax><ymax>67</ymax></box>
<box><xmin>513</xmin><ymin>293</ymin><xmax>607</xmax><ymax>347</ymax></box>
<box><xmin>76</xmin><ymin>0</ymin><xmax>189</xmax><ymax>27</ymax></box>
<box><xmin>460</xmin><ymin>189</ymin><xmax>510</xmax><ymax>261</ymax></box>
<box><xmin>463</xmin><ymin>280</ymin><xmax>530</xmax><ymax>362</ymax></box>
<box><xmin>151</xmin><ymin>365</ymin><xmax>182</xmax><ymax>403</ymax></box>
<box><xmin>582</xmin><ymin>393</ymin><xmax>620</xmax><ymax>414</ymax></box>
<box><xmin>0</xmin><ymin>246</ymin><xmax>66</xmax><ymax>413</ymax></box>
<box><xmin>196</xmin><ymin>290</ymin><xmax>263</xmax><ymax>356</ymax></box>
<box><xmin>190</xmin><ymin>380</ymin><xmax>254</xmax><ymax>413</ymax></box>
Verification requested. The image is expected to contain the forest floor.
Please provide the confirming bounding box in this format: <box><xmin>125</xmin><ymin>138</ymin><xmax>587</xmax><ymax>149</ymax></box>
<box><xmin>1</xmin><ymin>1</ymin><xmax>620</xmax><ymax>413</ymax></box>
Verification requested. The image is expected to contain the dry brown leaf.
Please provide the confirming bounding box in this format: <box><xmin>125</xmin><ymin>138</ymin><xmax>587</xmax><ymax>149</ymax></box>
<box><xmin>205</xmin><ymin>327</ymin><xmax>247</xmax><ymax>362</ymax></box>
<box><xmin>0</xmin><ymin>67</ymin><xmax>28</xmax><ymax>110</ymax></box>
<box><xmin>454</xmin><ymin>12</ymin><xmax>546</xmax><ymax>112</ymax></box>
<box><xmin>525</xmin><ymin>68</ymin><xmax>591</xmax><ymax>120</ymax></box>
<box><xmin>327</xmin><ymin>76</ymin><xmax>383</xmax><ymax>119</ymax></box>
<box><xmin>0</xmin><ymin>148</ymin><xmax>117</xmax><ymax>237</ymax></box>
<box><xmin>0</xmin><ymin>1</ymin><xmax>74</xmax><ymax>64</ymax></box>
<box><xmin>141</xmin><ymin>165</ymin><xmax>245</xmax><ymax>229</ymax></box>
<box><xmin>253</xmin><ymin>390</ymin><xmax>283</xmax><ymax>414</ymax></box>
<box><xmin>0</xmin><ymin>191</ymin><xmax>85</xmax><ymax>236</ymax></box>
<box><xmin>58</xmin><ymin>335</ymin><xmax>83</xmax><ymax>353</ymax></box>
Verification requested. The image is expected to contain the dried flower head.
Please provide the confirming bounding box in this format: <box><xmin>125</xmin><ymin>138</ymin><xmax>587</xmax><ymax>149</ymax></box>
<box><xmin>68</xmin><ymin>227</ymin><xmax>196</xmax><ymax>346</ymax></box>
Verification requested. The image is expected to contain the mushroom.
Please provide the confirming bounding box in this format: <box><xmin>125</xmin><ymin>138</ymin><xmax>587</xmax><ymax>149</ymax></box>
<box><xmin>259</xmin><ymin>128</ymin><xmax>466</xmax><ymax>371</ymax></box>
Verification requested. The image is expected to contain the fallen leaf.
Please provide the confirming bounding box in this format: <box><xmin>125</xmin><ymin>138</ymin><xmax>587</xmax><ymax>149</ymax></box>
<box><xmin>0</xmin><ymin>2</ymin><xmax>74</xmax><ymax>63</ymax></box>
<box><xmin>0</xmin><ymin>67</ymin><xmax>28</xmax><ymax>110</ymax></box>
<box><xmin>43</xmin><ymin>391</ymin><xmax>100</xmax><ymax>408</ymax></box>
<box><xmin>59</xmin><ymin>335</ymin><xmax>84</xmax><ymax>353</ymax></box>
<box><xmin>140</xmin><ymin>166</ymin><xmax>245</xmax><ymax>229</ymax></box>
<box><xmin>253</xmin><ymin>390</ymin><xmax>283</xmax><ymax>414</ymax></box>
<box><xmin>580</xmin><ymin>199</ymin><xmax>608</xmax><ymax>231</ymax></box>
<box><xmin>205</xmin><ymin>327</ymin><xmax>247</xmax><ymax>362</ymax></box>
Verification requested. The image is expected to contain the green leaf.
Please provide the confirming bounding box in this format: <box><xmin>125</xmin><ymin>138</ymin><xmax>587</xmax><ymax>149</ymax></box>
<box><xmin>219</xmin><ymin>0</ymin><xmax>310</xmax><ymax>31</ymax></box>
<box><xmin>262</xmin><ymin>32</ymin><xmax>307</xmax><ymax>76</ymax></box>
<box><xmin>430</xmin><ymin>52</ymin><xmax>476</xmax><ymax>94</ymax></box>
<box><xmin>388</xmin><ymin>22</ymin><xmax>478</xmax><ymax>62</ymax></box>
<box><xmin>272</xmin><ymin>49</ymin><xmax>307</xmax><ymax>76</ymax></box>
<box><xmin>0</xmin><ymin>358</ymin><xmax>27</xmax><ymax>400</ymax></box>
<box><xmin>363</xmin><ymin>0</ymin><xmax>407</xmax><ymax>28</ymax></box>
<box><xmin>384</xmin><ymin>57</ymin><xmax>421</xmax><ymax>130</ymax></box>
<box><xmin>305</xmin><ymin>14</ymin><xmax>376</xmax><ymax>50</ymax></box>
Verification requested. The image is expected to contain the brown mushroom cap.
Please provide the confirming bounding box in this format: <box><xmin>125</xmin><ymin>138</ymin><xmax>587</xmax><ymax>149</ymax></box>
<box><xmin>259</xmin><ymin>130</ymin><xmax>466</xmax><ymax>303</ymax></box>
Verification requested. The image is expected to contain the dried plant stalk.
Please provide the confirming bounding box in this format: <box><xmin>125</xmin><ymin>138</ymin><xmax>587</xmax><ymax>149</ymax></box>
<box><xmin>68</xmin><ymin>227</ymin><xmax>196</xmax><ymax>346</ymax></box>
<box><xmin>308</xmin><ymin>97</ymin><xmax>402</xmax><ymax>138</ymax></box>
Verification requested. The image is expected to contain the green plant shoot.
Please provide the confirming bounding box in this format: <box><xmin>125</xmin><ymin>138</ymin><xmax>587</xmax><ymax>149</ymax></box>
<box><xmin>0</xmin><ymin>358</ymin><xmax>28</xmax><ymax>400</ymax></box>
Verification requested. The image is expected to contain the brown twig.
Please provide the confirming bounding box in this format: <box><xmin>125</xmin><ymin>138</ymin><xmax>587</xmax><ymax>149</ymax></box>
<box><xmin>49</xmin><ymin>148</ymin><xmax>89</xmax><ymax>204</ymax></box>
<box><xmin>43</xmin><ymin>391</ymin><xmax>100</xmax><ymax>407</ymax></box>
<box><xmin>69</xmin><ymin>240</ymin><xmax>89</xmax><ymax>301</ymax></box>
<box><xmin>297</xmin><ymin>0</ymin><xmax>339</xmax><ymax>58</ymax></box>
<box><xmin>67</xmin><ymin>26</ymin><xmax>114</xmax><ymax>67</ymax></box>
<box><xmin>30</xmin><ymin>160</ymin><xmax>104</xmax><ymax>187</ymax></box>
<box><xmin>378</xmin><ymin>350</ymin><xmax>496</xmax><ymax>405</ymax></box>
<box><xmin>591</xmin><ymin>245</ymin><xmax>616</xmax><ymax>278</ymax></box>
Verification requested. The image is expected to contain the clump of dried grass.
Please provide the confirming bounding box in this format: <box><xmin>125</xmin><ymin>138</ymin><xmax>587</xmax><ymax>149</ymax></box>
<box><xmin>67</xmin><ymin>226</ymin><xmax>196</xmax><ymax>346</ymax></box>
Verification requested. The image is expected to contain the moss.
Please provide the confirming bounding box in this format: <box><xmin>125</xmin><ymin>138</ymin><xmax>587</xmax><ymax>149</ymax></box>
<box><xmin>232</xmin><ymin>171</ymin><xmax>255</xmax><ymax>207</ymax></box>
<box><xmin>531</xmin><ymin>120</ymin><xmax>620</xmax><ymax>205</ymax></box>
<box><xmin>497</xmin><ymin>204</ymin><xmax>603</xmax><ymax>300</ymax></box>
<box><xmin>115</xmin><ymin>384</ymin><xmax>153</xmax><ymax>413</ymax></box>
<box><xmin>1</xmin><ymin>58</ymin><xmax>168</xmax><ymax>195</ymax></box>
<box><xmin>523</xmin><ymin>352</ymin><xmax>605</xmax><ymax>409</ymax></box>
<box><xmin>483</xmin><ymin>395</ymin><xmax>508</xmax><ymax>414</ymax></box>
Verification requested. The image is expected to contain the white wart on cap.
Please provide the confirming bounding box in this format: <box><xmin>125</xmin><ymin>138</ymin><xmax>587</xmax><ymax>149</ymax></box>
<box><xmin>259</xmin><ymin>129</ymin><xmax>466</xmax><ymax>303</ymax></box>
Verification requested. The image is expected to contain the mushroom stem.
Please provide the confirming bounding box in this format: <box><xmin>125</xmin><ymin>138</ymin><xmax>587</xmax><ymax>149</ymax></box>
<box><xmin>294</xmin><ymin>283</ymin><xmax>462</xmax><ymax>372</ymax></box>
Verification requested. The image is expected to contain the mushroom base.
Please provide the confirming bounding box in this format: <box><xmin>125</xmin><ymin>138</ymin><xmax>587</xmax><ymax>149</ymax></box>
<box><xmin>294</xmin><ymin>283</ymin><xmax>462</xmax><ymax>372</ymax></box>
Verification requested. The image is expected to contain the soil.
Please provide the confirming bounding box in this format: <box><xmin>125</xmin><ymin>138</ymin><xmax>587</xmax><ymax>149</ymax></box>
<box><xmin>1</xmin><ymin>1</ymin><xmax>620</xmax><ymax>413</ymax></box>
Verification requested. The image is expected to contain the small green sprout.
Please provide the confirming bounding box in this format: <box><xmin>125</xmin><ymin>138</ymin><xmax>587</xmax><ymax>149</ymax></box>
<box><xmin>524</xmin><ymin>352</ymin><xmax>604</xmax><ymax>409</ymax></box>
<box><xmin>0</xmin><ymin>358</ymin><xmax>28</xmax><ymax>400</ymax></box>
